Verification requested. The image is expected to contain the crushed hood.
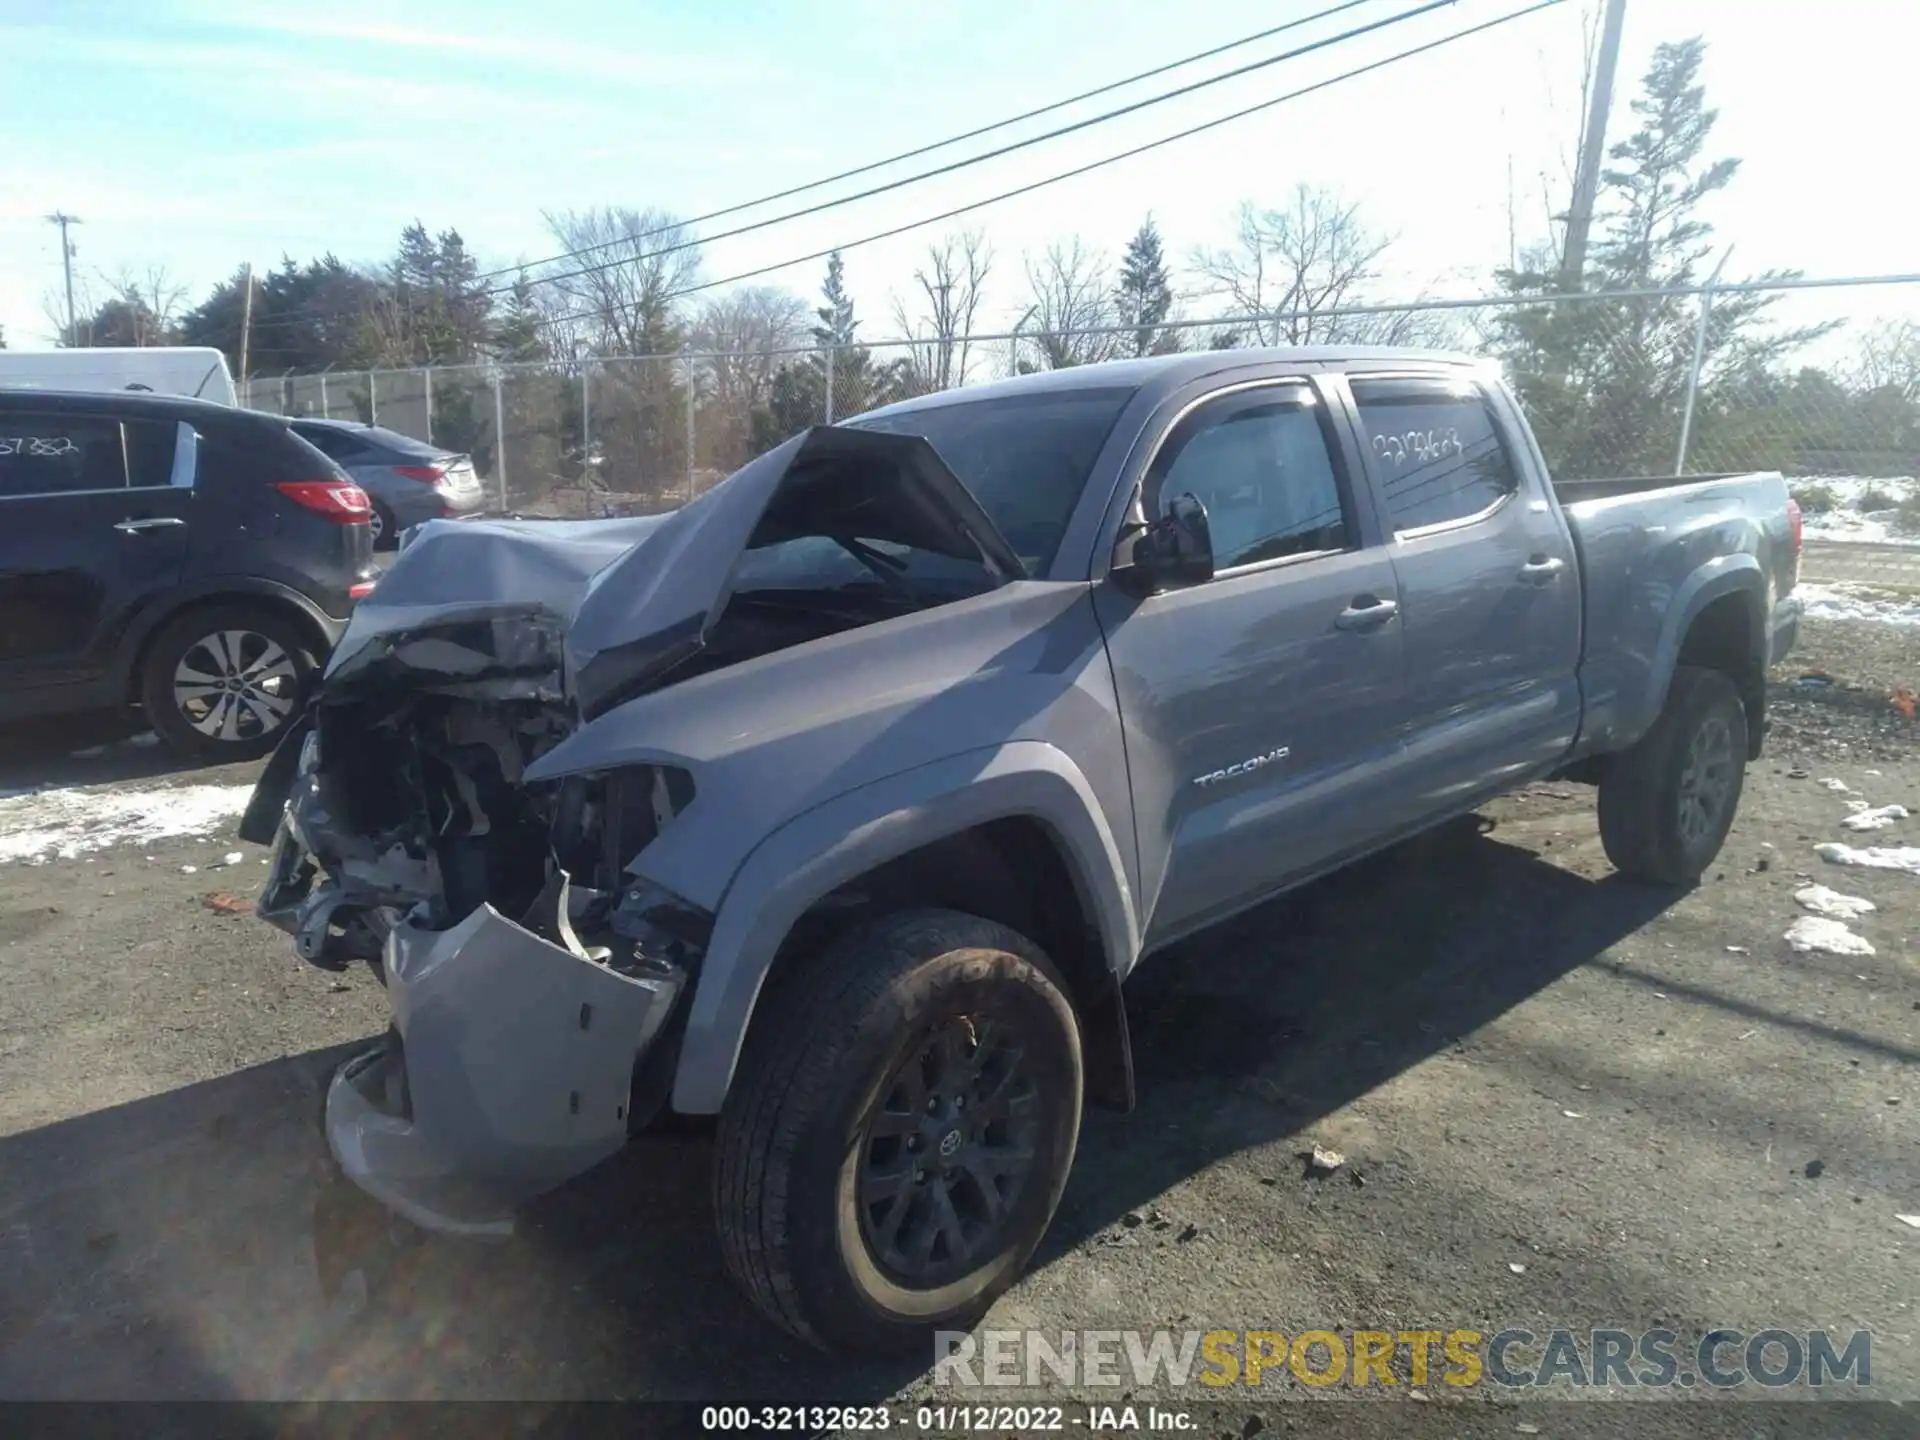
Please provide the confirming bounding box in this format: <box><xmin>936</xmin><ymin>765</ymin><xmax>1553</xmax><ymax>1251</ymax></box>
<box><xmin>321</xmin><ymin>426</ymin><xmax>1024</xmax><ymax>716</ymax></box>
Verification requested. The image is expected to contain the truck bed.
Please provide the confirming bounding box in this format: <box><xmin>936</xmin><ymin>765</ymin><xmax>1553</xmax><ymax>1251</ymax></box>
<box><xmin>1554</xmin><ymin>468</ymin><xmax>1800</xmax><ymax>763</ymax></box>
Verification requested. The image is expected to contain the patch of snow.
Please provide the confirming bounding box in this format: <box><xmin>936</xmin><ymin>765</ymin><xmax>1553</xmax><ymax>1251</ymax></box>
<box><xmin>1842</xmin><ymin>804</ymin><xmax>1910</xmax><ymax>832</ymax></box>
<box><xmin>1784</xmin><ymin>916</ymin><xmax>1875</xmax><ymax>956</ymax></box>
<box><xmin>1792</xmin><ymin>475</ymin><xmax>1919</xmax><ymax>547</ymax></box>
<box><xmin>0</xmin><ymin>782</ymin><xmax>254</xmax><ymax>865</ymax></box>
<box><xmin>1795</xmin><ymin>884</ymin><xmax>1877</xmax><ymax>920</ymax></box>
<box><xmin>1816</xmin><ymin>842</ymin><xmax>1920</xmax><ymax>876</ymax></box>
<box><xmin>1795</xmin><ymin>582</ymin><xmax>1920</xmax><ymax>627</ymax></box>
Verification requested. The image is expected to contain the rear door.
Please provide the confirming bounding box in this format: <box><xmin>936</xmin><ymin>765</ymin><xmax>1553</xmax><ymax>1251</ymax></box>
<box><xmin>1092</xmin><ymin>376</ymin><xmax>1408</xmax><ymax>948</ymax></box>
<box><xmin>1338</xmin><ymin>371</ymin><xmax>1582</xmax><ymax>819</ymax></box>
<box><xmin>0</xmin><ymin>403</ymin><xmax>192</xmax><ymax>693</ymax></box>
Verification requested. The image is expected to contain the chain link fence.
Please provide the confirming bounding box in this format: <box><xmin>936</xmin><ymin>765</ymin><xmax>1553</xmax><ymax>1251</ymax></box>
<box><xmin>241</xmin><ymin>275</ymin><xmax>1920</xmax><ymax>530</ymax></box>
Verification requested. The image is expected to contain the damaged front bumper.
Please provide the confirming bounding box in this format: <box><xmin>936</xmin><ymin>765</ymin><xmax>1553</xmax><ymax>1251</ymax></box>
<box><xmin>326</xmin><ymin>897</ymin><xmax>683</xmax><ymax>1237</ymax></box>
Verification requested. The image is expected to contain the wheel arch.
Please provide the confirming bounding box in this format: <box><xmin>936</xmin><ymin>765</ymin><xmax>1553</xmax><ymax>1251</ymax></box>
<box><xmin>663</xmin><ymin>743</ymin><xmax>1142</xmax><ymax>1116</ymax></box>
<box><xmin>118</xmin><ymin>580</ymin><xmax>339</xmax><ymax>706</ymax></box>
<box><xmin>1636</xmin><ymin>557</ymin><xmax>1769</xmax><ymax>759</ymax></box>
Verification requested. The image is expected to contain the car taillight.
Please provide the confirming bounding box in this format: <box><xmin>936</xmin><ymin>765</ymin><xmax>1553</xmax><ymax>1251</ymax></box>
<box><xmin>275</xmin><ymin>479</ymin><xmax>372</xmax><ymax>523</ymax></box>
<box><xmin>394</xmin><ymin>465</ymin><xmax>447</xmax><ymax>484</ymax></box>
<box><xmin>1786</xmin><ymin>496</ymin><xmax>1804</xmax><ymax>553</ymax></box>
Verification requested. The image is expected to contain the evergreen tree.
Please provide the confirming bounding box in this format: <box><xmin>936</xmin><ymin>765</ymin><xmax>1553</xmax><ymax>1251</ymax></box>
<box><xmin>493</xmin><ymin>272</ymin><xmax>549</xmax><ymax>362</ymax></box>
<box><xmin>1494</xmin><ymin>37</ymin><xmax>1831</xmax><ymax>476</ymax></box>
<box><xmin>1114</xmin><ymin>216</ymin><xmax>1179</xmax><ymax>357</ymax></box>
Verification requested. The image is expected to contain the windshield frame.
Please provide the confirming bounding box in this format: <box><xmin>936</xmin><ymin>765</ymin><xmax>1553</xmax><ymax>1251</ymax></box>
<box><xmin>845</xmin><ymin>384</ymin><xmax>1137</xmax><ymax>575</ymax></box>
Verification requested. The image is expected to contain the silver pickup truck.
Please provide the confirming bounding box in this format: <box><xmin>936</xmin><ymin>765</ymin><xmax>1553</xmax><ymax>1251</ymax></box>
<box><xmin>242</xmin><ymin>347</ymin><xmax>1802</xmax><ymax>1354</ymax></box>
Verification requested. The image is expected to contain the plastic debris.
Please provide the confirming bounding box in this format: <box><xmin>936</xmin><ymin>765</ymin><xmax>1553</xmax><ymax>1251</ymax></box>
<box><xmin>1508</xmin><ymin>1262</ymin><xmax>1528</xmax><ymax>1274</ymax></box>
<box><xmin>1305</xmin><ymin>1143</ymin><xmax>1345</xmax><ymax>1176</ymax></box>
<box><xmin>220</xmin><ymin>850</ymin><xmax>245</xmax><ymax>866</ymax></box>
<box><xmin>1842</xmin><ymin>805</ymin><xmax>1910</xmax><ymax>832</ymax></box>
<box><xmin>1816</xmin><ymin>842</ymin><xmax>1920</xmax><ymax>876</ymax></box>
<box><xmin>1784</xmin><ymin>916</ymin><xmax>1875</xmax><ymax>956</ymax></box>
<box><xmin>1795</xmin><ymin>884</ymin><xmax>1878</xmax><ymax>920</ymax></box>
<box><xmin>1819</xmin><ymin>777</ymin><xmax>1853</xmax><ymax>792</ymax></box>
<box><xmin>1897</xmin><ymin>1215</ymin><xmax>1920</xmax><ymax>1229</ymax></box>
<box><xmin>1562</xmin><ymin>1110</ymin><xmax>1583</xmax><ymax>1119</ymax></box>
<box><xmin>179</xmin><ymin>864</ymin><xmax>198</xmax><ymax>875</ymax></box>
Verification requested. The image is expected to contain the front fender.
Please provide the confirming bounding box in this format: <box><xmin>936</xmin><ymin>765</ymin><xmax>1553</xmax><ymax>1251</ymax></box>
<box><xmin>659</xmin><ymin>741</ymin><xmax>1141</xmax><ymax>1114</ymax></box>
<box><xmin>1622</xmin><ymin>555</ymin><xmax>1766</xmax><ymax>744</ymax></box>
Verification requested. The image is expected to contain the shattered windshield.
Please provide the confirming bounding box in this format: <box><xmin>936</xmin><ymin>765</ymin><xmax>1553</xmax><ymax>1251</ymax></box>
<box><xmin>849</xmin><ymin>386</ymin><xmax>1134</xmax><ymax>571</ymax></box>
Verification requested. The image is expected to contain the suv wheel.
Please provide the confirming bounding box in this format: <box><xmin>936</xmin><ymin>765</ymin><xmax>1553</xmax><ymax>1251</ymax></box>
<box><xmin>715</xmin><ymin>909</ymin><xmax>1083</xmax><ymax>1354</ymax></box>
<box><xmin>368</xmin><ymin>503</ymin><xmax>394</xmax><ymax>550</ymax></box>
<box><xmin>140</xmin><ymin>605</ymin><xmax>317</xmax><ymax>761</ymax></box>
<box><xmin>1598</xmin><ymin>664</ymin><xmax>1748</xmax><ymax>884</ymax></box>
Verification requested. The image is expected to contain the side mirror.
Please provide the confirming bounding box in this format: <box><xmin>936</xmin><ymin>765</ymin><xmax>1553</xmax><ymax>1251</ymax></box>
<box><xmin>1113</xmin><ymin>492</ymin><xmax>1215</xmax><ymax>595</ymax></box>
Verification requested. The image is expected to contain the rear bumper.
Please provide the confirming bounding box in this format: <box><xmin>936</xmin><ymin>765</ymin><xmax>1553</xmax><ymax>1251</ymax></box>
<box><xmin>1770</xmin><ymin>594</ymin><xmax>1803</xmax><ymax>666</ymax></box>
<box><xmin>325</xmin><ymin>902</ymin><xmax>683</xmax><ymax>1236</ymax></box>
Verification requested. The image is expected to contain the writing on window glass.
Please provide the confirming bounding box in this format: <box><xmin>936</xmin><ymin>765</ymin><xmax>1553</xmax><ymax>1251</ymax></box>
<box><xmin>1371</xmin><ymin>427</ymin><xmax>1462</xmax><ymax>467</ymax></box>
<box><xmin>0</xmin><ymin>437</ymin><xmax>80</xmax><ymax>457</ymax></box>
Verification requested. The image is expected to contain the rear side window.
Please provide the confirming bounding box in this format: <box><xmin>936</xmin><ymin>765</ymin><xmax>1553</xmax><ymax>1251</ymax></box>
<box><xmin>292</xmin><ymin>425</ymin><xmax>359</xmax><ymax>462</ymax></box>
<box><xmin>0</xmin><ymin>414</ymin><xmax>127</xmax><ymax>496</ymax></box>
<box><xmin>1147</xmin><ymin>385</ymin><xmax>1349</xmax><ymax>570</ymax></box>
<box><xmin>1352</xmin><ymin>377</ymin><xmax>1520</xmax><ymax>532</ymax></box>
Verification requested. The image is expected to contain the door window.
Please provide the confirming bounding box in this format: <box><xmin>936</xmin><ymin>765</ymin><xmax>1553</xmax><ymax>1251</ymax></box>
<box><xmin>1351</xmin><ymin>378</ymin><xmax>1520</xmax><ymax>533</ymax></box>
<box><xmin>1147</xmin><ymin>386</ymin><xmax>1349</xmax><ymax>570</ymax></box>
<box><xmin>0</xmin><ymin>415</ymin><xmax>127</xmax><ymax>497</ymax></box>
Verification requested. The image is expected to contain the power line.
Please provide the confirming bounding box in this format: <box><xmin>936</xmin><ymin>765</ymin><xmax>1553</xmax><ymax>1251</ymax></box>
<box><xmin>238</xmin><ymin>0</ymin><xmax>1566</xmax><ymax>359</ymax></box>
<box><xmin>636</xmin><ymin>0</ymin><xmax>1570</xmax><ymax>317</ymax></box>
<box><xmin>473</xmin><ymin>0</ymin><xmax>1394</xmax><ymax>285</ymax></box>
<box><xmin>498</xmin><ymin>0</ymin><xmax>1459</xmax><ymax>301</ymax></box>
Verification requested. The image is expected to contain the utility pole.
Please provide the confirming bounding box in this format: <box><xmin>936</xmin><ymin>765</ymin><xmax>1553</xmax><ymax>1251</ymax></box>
<box><xmin>238</xmin><ymin>264</ymin><xmax>255</xmax><ymax>393</ymax></box>
<box><xmin>1560</xmin><ymin>0</ymin><xmax>1628</xmax><ymax>291</ymax></box>
<box><xmin>45</xmin><ymin>212</ymin><xmax>81</xmax><ymax>344</ymax></box>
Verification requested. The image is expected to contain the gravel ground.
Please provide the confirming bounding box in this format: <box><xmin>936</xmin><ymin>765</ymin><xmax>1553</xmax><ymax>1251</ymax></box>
<box><xmin>0</xmin><ymin>616</ymin><xmax>1915</xmax><ymax>1433</ymax></box>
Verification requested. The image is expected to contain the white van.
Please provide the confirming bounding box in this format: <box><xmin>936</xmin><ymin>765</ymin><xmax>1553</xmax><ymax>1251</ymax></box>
<box><xmin>0</xmin><ymin>347</ymin><xmax>238</xmax><ymax>406</ymax></box>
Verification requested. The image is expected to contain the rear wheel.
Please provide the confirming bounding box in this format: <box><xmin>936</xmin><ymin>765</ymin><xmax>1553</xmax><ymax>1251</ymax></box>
<box><xmin>1598</xmin><ymin>664</ymin><xmax>1748</xmax><ymax>884</ymax></box>
<box><xmin>140</xmin><ymin>604</ymin><xmax>317</xmax><ymax>761</ymax></box>
<box><xmin>715</xmin><ymin>910</ymin><xmax>1083</xmax><ymax>1354</ymax></box>
<box><xmin>368</xmin><ymin>502</ymin><xmax>395</xmax><ymax>550</ymax></box>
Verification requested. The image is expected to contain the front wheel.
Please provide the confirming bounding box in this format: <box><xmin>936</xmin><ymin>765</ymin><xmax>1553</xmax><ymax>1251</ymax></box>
<box><xmin>140</xmin><ymin>605</ymin><xmax>317</xmax><ymax>761</ymax></box>
<box><xmin>715</xmin><ymin>910</ymin><xmax>1083</xmax><ymax>1354</ymax></box>
<box><xmin>1598</xmin><ymin>664</ymin><xmax>1749</xmax><ymax>884</ymax></box>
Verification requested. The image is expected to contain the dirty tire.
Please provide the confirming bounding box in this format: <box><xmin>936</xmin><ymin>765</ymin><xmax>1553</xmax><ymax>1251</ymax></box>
<box><xmin>140</xmin><ymin>604</ymin><xmax>318</xmax><ymax>761</ymax></box>
<box><xmin>1598</xmin><ymin>664</ymin><xmax>1748</xmax><ymax>884</ymax></box>
<box><xmin>715</xmin><ymin>909</ymin><xmax>1083</xmax><ymax>1354</ymax></box>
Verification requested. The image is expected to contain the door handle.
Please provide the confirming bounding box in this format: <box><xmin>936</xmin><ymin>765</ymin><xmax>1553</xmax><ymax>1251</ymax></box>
<box><xmin>1334</xmin><ymin>596</ymin><xmax>1399</xmax><ymax>631</ymax></box>
<box><xmin>1518</xmin><ymin>555</ymin><xmax>1566</xmax><ymax>584</ymax></box>
<box><xmin>114</xmin><ymin>517</ymin><xmax>187</xmax><ymax>534</ymax></box>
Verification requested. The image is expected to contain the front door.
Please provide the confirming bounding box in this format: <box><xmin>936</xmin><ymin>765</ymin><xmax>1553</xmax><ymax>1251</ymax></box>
<box><xmin>1093</xmin><ymin>379</ymin><xmax>1407</xmax><ymax>950</ymax></box>
<box><xmin>0</xmin><ymin>408</ymin><xmax>192</xmax><ymax>693</ymax></box>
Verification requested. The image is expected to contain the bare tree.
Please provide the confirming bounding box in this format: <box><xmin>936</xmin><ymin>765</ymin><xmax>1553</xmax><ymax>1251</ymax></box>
<box><xmin>1194</xmin><ymin>187</ymin><xmax>1428</xmax><ymax>347</ymax></box>
<box><xmin>692</xmin><ymin>285</ymin><xmax>812</xmax><ymax>471</ymax></box>
<box><xmin>890</xmin><ymin>229</ymin><xmax>993</xmax><ymax>394</ymax></box>
<box><xmin>1846</xmin><ymin>318</ymin><xmax>1920</xmax><ymax>401</ymax></box>
<box><xmin>538</xmin><ymin>207</ymin><xmax>701</xmax><ymax>357</ymax></box>
<box><xmin>1015</xmin><ymin>238</ymin><xmax>1120</xmax><ymax>372</ymax></box>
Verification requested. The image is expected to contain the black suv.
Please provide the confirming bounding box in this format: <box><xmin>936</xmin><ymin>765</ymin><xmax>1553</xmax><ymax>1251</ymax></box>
<box><xmin>0</xmin><ymin>389</ymin><xmax>376</xmax><ymax>759</ymax></box>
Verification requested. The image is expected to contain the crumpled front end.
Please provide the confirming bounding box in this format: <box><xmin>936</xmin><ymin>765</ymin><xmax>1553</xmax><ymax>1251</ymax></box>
<box><xmin>326</xmin><ymin>878</ymin><xmax>684</xmax><ymax>1237</ymax></box>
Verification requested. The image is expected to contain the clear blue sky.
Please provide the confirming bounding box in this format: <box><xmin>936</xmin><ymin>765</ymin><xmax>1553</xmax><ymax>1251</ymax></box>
<box><xmin>3</xmin><ymin>0</ymin><xmax>1915</xmax><ymax>352</ymax></box>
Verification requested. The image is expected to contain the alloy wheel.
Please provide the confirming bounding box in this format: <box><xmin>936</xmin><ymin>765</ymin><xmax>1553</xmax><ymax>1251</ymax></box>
<box><xmin>172</xmin><ymin>629</ymin><xmax>299</xmax><ymax>744</ymax></box>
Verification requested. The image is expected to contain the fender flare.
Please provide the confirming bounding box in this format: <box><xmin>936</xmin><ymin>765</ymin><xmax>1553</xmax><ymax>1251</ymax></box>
<box><xmin>1628</xmin><ymin>554</ymin><xmax>1766</xmax><ymax>741</ymax></box>
<box><xmin>662</xmin><ymin>741</ymin><xmax>1142</xmax><ymax>1114</ymax></box>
